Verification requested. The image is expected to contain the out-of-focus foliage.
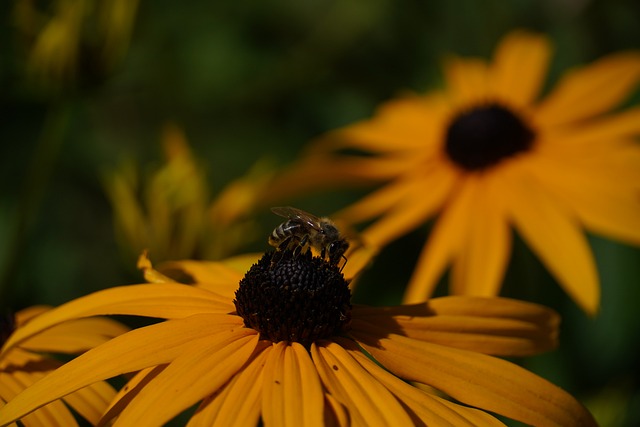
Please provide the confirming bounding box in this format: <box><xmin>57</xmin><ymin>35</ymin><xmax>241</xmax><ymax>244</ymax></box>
<box><xmin>1</xmin><ymin>1</ymin><xmax>639</xmax><ymax>426</ymax></box>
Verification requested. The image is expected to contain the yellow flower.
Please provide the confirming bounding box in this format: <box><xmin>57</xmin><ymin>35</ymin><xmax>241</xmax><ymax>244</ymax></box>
<box><xmin>0</xmin><ymin>251</ymin><xmax>595</xmax><ymax>426</ymax></box>
<box><xmin>0</xmin><ymin>306</ymin><xmax>128</xmax><ymax>426</ymax></box>
<box><xmin>268</xmin><ymin>30</ymin><xmax>640</xmax><ymax>315</ymax></box>
<box><xmin>14</xmin><ymin>0</ymin><xmax>139</xmax><ymax>89</ymax></box>
<box><xmin>104</xmin><ymin>123</ymin><xmax>273</xmax><ymax>262</ymax></box>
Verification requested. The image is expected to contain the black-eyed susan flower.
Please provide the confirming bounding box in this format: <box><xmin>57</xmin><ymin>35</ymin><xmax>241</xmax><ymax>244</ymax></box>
<box><xmin>104</xmin><ymin>122</ymin><xmax>274</xmax><ymax>263</ymax></box>
<box><xmin>0</xmin><ymin>251</ymin><xmax>595</xmax><ymax>426</ymax></box>
<box><xmin>0</xmin><ymin>306</ymin><xmax>128</xmax><ymax>426</ymax></box>
<box><xmin>264</xmin><ymin>30</ymin><xmax>640</xmax><ymax>315</ymax></box>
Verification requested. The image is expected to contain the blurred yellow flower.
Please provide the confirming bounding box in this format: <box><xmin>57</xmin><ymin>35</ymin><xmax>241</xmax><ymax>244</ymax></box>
<box><xmin>268</xmin><ymin>30</ymin><xmax>640</xmax><ymax>315</ymax></box>
<box><xmin>14</xmin><ymin>0</ymin><xmax>139</xmax><ymax>89</ymax></box>
<box><xmin>0</xmin><ymin>306</ymin><xmax>128</xmax><ymax>426</ymax></box>
<box><xmin>104</xmin><ymin>123</ymin><xmax>273</xmax><ymax>263</ymax></box>
<box><xmin>0</xmin><ymin>251</ymin><xmax>595</xmax><ymax>426</ymax></box>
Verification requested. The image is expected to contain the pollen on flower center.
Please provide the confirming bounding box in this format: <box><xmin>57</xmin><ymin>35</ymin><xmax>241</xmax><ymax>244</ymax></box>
<box><xmin>445</xmin><ymin>103</ymin><xmax>535</xmax><ymax>170</ymax></box>
<box><xmin>234</xmin><ymin>251</ymin><xmax>352</xmax><ymax>347</ymax></box>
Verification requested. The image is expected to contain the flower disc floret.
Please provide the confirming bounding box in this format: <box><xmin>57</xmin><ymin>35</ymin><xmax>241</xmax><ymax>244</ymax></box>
<box><xmin>234</xmin><ymin>251</ymin><xmax>352</xmax><ymax>347</ymax></box>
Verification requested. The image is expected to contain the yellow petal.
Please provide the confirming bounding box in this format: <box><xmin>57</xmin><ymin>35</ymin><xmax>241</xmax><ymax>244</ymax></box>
<box><xmin>188</xmin><ymin>345</ymin><xmax>270</xmax><ymax>427</ymax></box>
<box><xmin>490</xmin><ymin>30</ymin><xmax>551</xmax><ymax>107</ymax></box>
<box><xmin>354</xmin><ymin>332</ymin><xmax>597</xmax><ymax>427</ymax></box>
<box><xmin>313</xmin><ymin>94</ymin><xmax>450</xmax><ymax>155</ymax></box>
<box><xmin>351</xmin><ymin>296</ymin><xmax>559</xmax><ymax>356</ymax></box>
<box><xmin>262</xmin><ymin>342</ymin><xmax>325</xmax><ymax>427</ymax></box>
<box><xmin>548</xmin><ymin>107</ymin><xmax>640</xmax><ymax>147</ymax></box>
<box><xmin>0</xmin><ymin>371</ymin><xmax>79</xmax><ymax>427</ymax></box>
<box><xmin>311</xmin><ymin>340</ymin><xmax>413</xmax><ymax>426</ymax></box>
<box><xmin>450</xmin><ymin>175</ymin><xmax>511</xmax><ymax>295</ymax></box>
<box><xmin>524</xmin><ymin>149</ymin><xmax>640</xmax><ymax>246</ymax></box>
<box><xmin>62</xmin><ymin>381</ymin><xmax>117</xmax><ymax>426</ymax></box>
<box><xmin>403</xmin><ymin>177</ymin><xmax>478</xmax><ymax>303</ymax></box>
<box><xmin>260</xmin><ymin>156</ymin><xmax>412</xmax><ymax>205</ymax></box>
<box><xmin>340</xmin><ymin>337</ymin><xmax>505</xmax><ymax>426</ymax></box>
<box><xmin>98</xmin><ymin>366</ymin><xmax>166</xmax><ymax>426</ymax></box>
<box><xmin>443</xmin><ymin>56</ymin><xmax>491</xmax><ymax>105</ymax></box>
<box><xmin>501</xmin><ymin>166</ymin><xmax>600</xmax><ymax>314</ymax></box>
<box><xmin>114</xmin><ymin>331</ymin><xmax>259</xmax><ymax>426</ymax></box>
<box><xmin>323</xmin><ymin>393</ymin><xmax>350</xmax><ymax>427</ymax></box>
<box><xmin>536</xmin><ymin>51</ymin><xmax>640</xmax><ymax>126</ymax></box>
<box><xmin>361</xmin><ymin>163</ymin><xmax>458</xmax><ymax>247</ymax></box>
<box><xmin>0</xmin><ymin>315</ymin><xmax>246</xmax><ymax>426</ymax></box>
<box><xmin>137</xmin><ymin>251</ymin><xmax>177</xmax><ymax>283</ymax></box>
<box><xmin>21</xmin><ymin>317</ymin><xmax>129</xmax><ymax>354</ymax></box>
<box><xmin>2</xmin><ymin>284</ymin><xmax>233</xmax><ymax>353</ymax></box>
<box><xmin>159</xmin><ymin>259</ymin><xmax>245</xmax><ymax>298</ymax></box>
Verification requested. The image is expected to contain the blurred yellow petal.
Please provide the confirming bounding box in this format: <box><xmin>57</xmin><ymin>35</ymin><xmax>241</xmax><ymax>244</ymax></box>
<box><xmin>403</xmin><ymin>177</ymin><xmax>478</xmax><ymax>303</ymax></box>
<box><xmin>356</xmin><ymin>163</ymin><xmax>458</xmax><ymax>247</ymax></box>
<box><xmin>114</xmin><ymin>332</ymin><xmax>259</xmax><ymax>426</ymax></box>
<box><xmin>443</xmin><ymin>56</ymin><xmax>491</xmax><ymax>105</ymax></box>
<box><xmin>502</xmin><ymin>166</ymin><xmax>600</xmax><ymax>315</ymax></box>
<box><xmin>450</xmin><ymin>175</ymin><xmax>511</xmax><ymax>295</ymax></box>
<box><xmin>2</xmin><ymin>284</ymin><xmax>233</xmax><ymax>353</ymax></box>
<box><xmin>355</xmin><ymin>332</ymin><xmax>596</xmax><ymax>427</ymax></box>
<box><xmin>262</xmin><ymin>342</ymin><xmax>324</xmax><ymax>427</ymax></box>
<box><xmin>312</xmin><ymin>340</ymin><xmax>413</xmax><ymax>426</ymax></box>
<box><xmin>490</xmin><ymin>31</ymin><xmax>551</xmax><ymax>107</ymax></box>
<box><xmin>524</xmin><ymin>150</ymin><xmax>640</xmax><ymax>246</ymax></box>
<box><xmin>536</xmin><ymin>51</ymin><xmax>640</xmax><ymax>126</ymax></box>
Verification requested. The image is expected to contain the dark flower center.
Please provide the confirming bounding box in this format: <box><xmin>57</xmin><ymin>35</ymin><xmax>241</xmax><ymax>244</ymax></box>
<box><xmin>445</xmin><ymin>103</ymin><xmax>535</xmax><ymax>170</ymax></box>
<box><xmin>234</xmin><ymin>251</ymin><xmax>352</xmax><ymax>347</ymax></box>
<box><xmin>1</xmin><ymin>312</ymin><xmax>16</xmax><ymax>347</ymax></box>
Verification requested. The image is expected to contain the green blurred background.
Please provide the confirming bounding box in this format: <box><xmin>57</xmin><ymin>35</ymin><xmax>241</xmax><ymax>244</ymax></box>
<box><xmin>1</xmin><ymin>0</ymin><xmax>639</xmax><ymax>425</ymax></box>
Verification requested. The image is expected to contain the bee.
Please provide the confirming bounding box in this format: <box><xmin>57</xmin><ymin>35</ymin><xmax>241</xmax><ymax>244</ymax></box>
<box><xmin>269</xmin><ymin>206</ymin><xmax>349</xmax><ymax>268</ymax></box>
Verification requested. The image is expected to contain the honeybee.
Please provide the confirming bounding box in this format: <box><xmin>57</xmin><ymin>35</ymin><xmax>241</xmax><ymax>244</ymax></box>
<box><xmin>269</xmin><ymin>206</ymin><xmax>349</xmax><ymax>268</ymax></box>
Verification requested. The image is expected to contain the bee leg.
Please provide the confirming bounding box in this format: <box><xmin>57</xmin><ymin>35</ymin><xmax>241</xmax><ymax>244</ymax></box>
<box><xmin>295</xmin><ymin>235</ymin><xmax>309</xmax><ymax>258</ymax></box>
<box><xmin>339</xmin><ymin>254</ymin><xmax>348</xmax><ymax>273</ymax></box>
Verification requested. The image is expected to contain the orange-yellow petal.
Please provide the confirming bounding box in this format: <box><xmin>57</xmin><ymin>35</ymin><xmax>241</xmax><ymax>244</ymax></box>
<box><xmin>443</xmin><ymin>56</ymin><xmax>491</xmax><ymax>105</ymax></box>
<box><xmin>361</xmin><ymin>163</ymin><xmax>458</xmax><ymax>247</ymax></box>
<box><xmin>114</xmin><ymin>331</ymin><xmax>259</xmax><ymax>426</ymax></box>
<box><xmin>2</xmin><ymin>284</ymin><xmax>233</xmax><ymax>353</ymax></box>
<box><xmin>354</xmin><ymin>332</ymin><xmax>596</xmax><ymax>427</ymax></box>
<box><xmin>62</xmin><ymin>381</ymin><xmax>117</xmax><ymax>426</ymax></box>
<box><xmin>188</xmin><ymin>345</ymin><xmax>269</xmax><ymax>427</ymax></box>
<box><xmin>98</xmin><ymin>366</ymin><xmax>166</xmax><ymax>426</ymax></box>
<box><xmin>0</xmin><ymin>314</ymin><xmax>246</xmax><ymax>426</ymax></box>
<box><xmin>262</xmin><ymin>342</ymin><xmax>324</xmax><ymax>427</ymax></box>
<box><xmin>311</xmin><ymin>340</ymin><xmax>413</xmax><ymax>426</ymax></box>
<box><xmin>403</xmin><ymin>177</ymin><xmax>478</xmax><ymax>303</ymax></box>
<box><xmin>523</xmin><ymin>149</ymin><xmax>640</xmax><ymax>246</ymax></box>
<box><xmin>340</xmin><ymin>337</ymin><xmax>505</xmax><ymax>426</ymax></box>
<box><xmin>20</xmin><ymin>317</ymin><xmax>129</xmax><ymax>354</ymax></box>
<box><xmin>501</xmin><ymin>166</ymin><xmax>600</xmax><ymax>314</ymax></box>
<box><xmin>490</xmin><ymin>30</ymin><xmax>551</xmax><ymax>107</ymax></box>
<box><xmin>450</xmin><ymin>175</ymin><xmax>511</xmax><ymax>296</ymax></box>
<box><xmin>352</xmin><ymin>297</ymin><xmax>559</xmax><ymax>356</ymax></box>
<box><xmin>535</xmin><ymin>51</ymin><xmax>640</xmax><ymax>126</ymax></box>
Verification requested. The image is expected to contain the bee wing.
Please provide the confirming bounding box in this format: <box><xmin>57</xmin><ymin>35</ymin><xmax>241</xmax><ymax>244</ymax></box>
<box><xmin>270</xmin><ymin>206</ymin><xmax>323</xmax><ymax>231</ymax></box>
